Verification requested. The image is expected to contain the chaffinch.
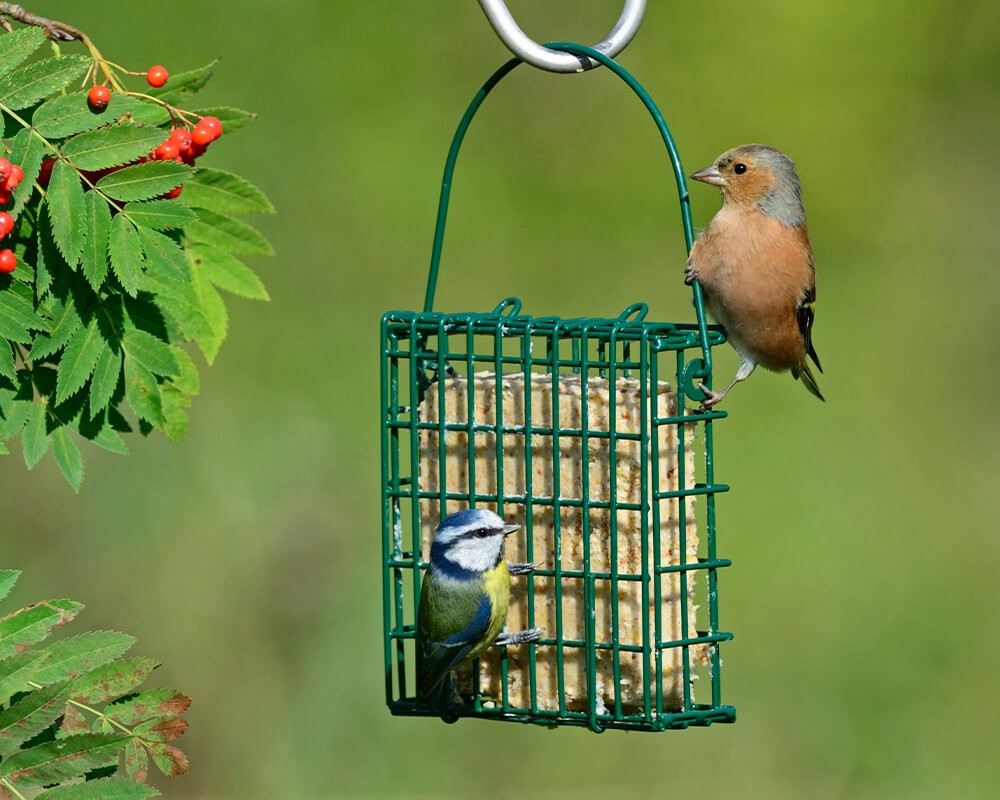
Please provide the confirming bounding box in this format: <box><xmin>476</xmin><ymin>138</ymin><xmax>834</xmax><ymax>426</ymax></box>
<box><xmin>685</xmin><ymin>143</ymin><xmax>823</xmax><ymax>408</ymax></box>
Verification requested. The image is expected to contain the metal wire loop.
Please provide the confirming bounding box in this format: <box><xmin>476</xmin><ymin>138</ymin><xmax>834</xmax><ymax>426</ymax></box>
<box><xmin>478</xmin><ymin>0</ymin><xmax>646</xmax><ymax>73</ymax></box>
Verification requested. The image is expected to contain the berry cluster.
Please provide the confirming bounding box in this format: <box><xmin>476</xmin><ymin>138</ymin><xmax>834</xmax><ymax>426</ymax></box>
<box><xmin>149</xmin><ymin>117</ymin><xmax>223</xmax><ymax>198</ymax></box>
<box><xmin>0</xmin><ymin>157</ymin><xmax>24</xmax><ymax>273</ymax></box>
<box><xmin>86</xmin><ymin>63</ymin><xmax>170</xmax><ymax>112</ymax></box>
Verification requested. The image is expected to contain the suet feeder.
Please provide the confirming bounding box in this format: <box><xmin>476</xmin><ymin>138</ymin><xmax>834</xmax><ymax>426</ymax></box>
<box><xmin>380</xmin><ymin>39</ymin><xmax>736</xmax><ymax>732</ymax></box>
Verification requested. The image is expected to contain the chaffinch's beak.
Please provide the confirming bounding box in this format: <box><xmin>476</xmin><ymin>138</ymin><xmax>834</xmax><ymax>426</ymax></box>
<box><xmin>502</xmin><ymin>523</ymin><xmax>520</xmax><ymax>536</ymax></box>
<box><xmin>690</xmin><ymin>165</ymin><xmax>725</xmax><ymax>186</ymax></box>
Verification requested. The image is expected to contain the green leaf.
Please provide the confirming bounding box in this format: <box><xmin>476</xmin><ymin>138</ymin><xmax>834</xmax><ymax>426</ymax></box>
<box><xmin>69</xmin><ymin>656</ymin><xmax>159</xmax><ymax>705</ymax></box>
<box><xmin>122</xmin><ymin>328</ymin><xmax>178</xmax><ymax>377</ymax></box>
<box><xmin>189</xmin><ymin>104</ymin><xmax>257</xmax><ymax>132</ymax></box>
<box><xmin>61</xmin><ymin>125</ymin><xmax>165</xmax><ymax>172</ymax></box>
<box><xmin>97</xmin><ymin>161</ymin><xmax>191</xmax><ymax>202</ymax></box>
<box><xmin>22</xmin><ymin>400</ymin><xmax>50</xmax><ymax>468</ymax></box>
<box><xmin>35</xmin><ymin>777</ymin><xmax>162</xmax><ymax>800</ymax></box>
<box><xmin>184</xmin><ymin>209</ymin><xmax>273</xmax><ymax>256</ymax></box>
<box><xmin>6</xmin><ymin>127</ymin><xmax>46</xmax><ymax>217</ymax></box>
<box><xmin>0</xmin><ymin>283</ymin><xmax>37</xmax><ymax>342</ymax></box>
<box><xmin>0</xmin><ymin>570</ymin><xmax>19</xmax><ymax>603</ymax></box>
<box><xmin>89</xmin><ymin>346</ymin><xmax>122</xmax><ymax>414</ymax></box>
<box><xmin>33</xmin><ymin>631</ymin><xmax>136</xmax><ymax>685</ymax></box>
<box><xmin>124</xmin><ymin>358</ymin><xmax>163</xmax><ymax>427</ymax></box>
<box><xmin>169</xmin><ymin>347</ymin><xmax>199</xmax><ymax>396</ymax></box>
<box><xmin>31</xmin><ymin>296</ymin><xmax>82</xmax><ymax>361</ymax></box>
<box><xmin>0</xmin><ymin>27</ymin><xmax>45</xmax><ymax>77</ymax></box>
<box><xmin>51</xmin><ymin>428</ymin><xmax>84</xmax><ymax>491</ymax></box>
<box><xmin>0</xmin><ymin>54</ymin><xmax>90</xmax><ymax>110</ymax></box>
<box><xmin>0</xmin><ymin>340</ymin><xmax>14</xmax><ymax>381</ymax></box>
<box><xmin>188</xmin><ymin>242</ymin><xmax>269</xmax><ymax>300</ymax></box>
<box><xmin>78</xmin><ymin>408</ymin><xmax>129</xmax><ymax>456</ymax></box>
<box><xmin>56</xmin><ymin>318</ymin><xmax>107</xmax><ymax>404</ymax></box>
<box><xmin>136</xmin><ymin>226</ymin><xmax>188</xmax><ymax>280</ymax></box>
<box><xmin>0</xmin><ymin>395</ymin><xmax>32</xmax><ymax>443</ymax></box>
<box><xmin>183</xmin><ymin>167</ymin><xmax>274</xmax><ymax>214</ymax></box>
<box><xmin>191</xmin><ymin>269</ymin><xmax>228</xmax><ymax>363</ymax></box>
<box><xmin>46</xmin><ymin>162</ymin><xmax>87</xmax><ymax>266</ymax></box>
<box><xmin>0</xmin><ymin>682</ymin><xmax>71</xmax><ymax>757</ymax></box>
<box><xmin>0</xmin><ymin>599</ymin><xmax>82</xmax><ymax>659</ymax></box>
<box><xmin>0</xmin><ymin>733</ymin><xmax>129</xmax><ymax>787</ymax></box>
<box><xmin>0</xmin><ymin>651</ymin><xmax>47</xmax><ymax>703</ymax></box>
<box><xmin>161</xmin><ymin>387</ymin><xmax>190</xmax><ymax>442</ymax></box>
<box><xmin>148</xmin><ymin>59</ymin><xmax>217</xmax><ymax>102</ymax></box>
<box><xmin>33</xmin><ymin>91</ymin><xmax>142</xmax><ymax>139</ymax></box>
<box><xmin>109</xmin><ymin>215</ymin><xmax>144</xmax><ymax>297</ymax></box>
<box><xmin>81</xmin><ymin>191</ymin><xmax>112</xmax><ymax>291</ymax></box>
<box><xmin>122</xmin><ymin>199</ymin><xmax>197</xmax><ymax>231</ymax></box>
<box><xmin>106</xmin><ymin>688</ymin><xmax>190</xmax><ymax>726</ymax></box>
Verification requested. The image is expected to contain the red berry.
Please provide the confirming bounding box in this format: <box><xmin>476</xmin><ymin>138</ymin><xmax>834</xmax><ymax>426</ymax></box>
<box><xmin>0</xmin><ymin>158</ymin><xmax>10</xmax><ymax>181</ymax></box>
<box><xmin>154</xmin><ymin>140</ymin><xmax>180</xmax><ymax>161</ymax></box>
<box><xmin>88</xmin><ymin>84</ymin><xmax>111</xmax><ymax>111</ymax></box>
<box><xmin>0</xmin><ymin>189</ymin><xmax>9</xmax><ymax>207</ymax></box>
<box><xmin>169</xmin><ymin>127</ymin><xmax>191</xmax><ymax>146</ymax></box>
<box><xmin>37</xmin><ymin>158</ymin><xmax>55</xmax><ymax>188</ymax></box>
<box><xmin>5</xmin><ymin>164</ymin><xmax>23</xmax><ymax>190</ymax></box>
<box><xmin>163</xmin><ymin>185</ymin><xmax>183</xmax><ymax>199</ymax></box>
<box><xmin>146</xmin><ymin>65</ymin><xmax>169</xmax><ymax>88</ymax></box>
<box><xmin>0</xmin><ymin>212</ymin><xmax>13</xmax><ymax>237</ymax></box>
<box><xmin>0</xmin><ymin>249</ymin><xmax>16</xmax><ymax>274</ymax></box>
<box><xmin>199</xmin><ymin>116</ymin><xmax>222</xmax><ymax>141</ymax></box>
<box><xmin>190</xmin><ymin>124</ymin><xmax>214</xmax><ymax>147</ymax></box>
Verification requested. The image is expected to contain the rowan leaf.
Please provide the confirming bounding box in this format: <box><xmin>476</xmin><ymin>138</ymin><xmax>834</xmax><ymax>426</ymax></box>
<box><xmin>31</xmin><ymin>296</ymin><xmax>82</xmax><ymax>361</ymax></box>
<box><xmin>69</xmin><ymin>656</ymin><xmax>159</xmax><ymax>705</ymax></box>
<box><xmin>0</xmin><ymin>281</ymin><xmax>37</xmax><ymax>342</ymax></box>
<box><xmin>147</xmin><ymin>59</ymin><xmax>217</xmax><ymax>102</ymax></box>
<box><xmin>0</xmin><ymin>681</ymin><xmax>70</xmax><ymax>757</ymax></box>
<box><xmin>123</xmin><ymin>738</ymin><xmax>149</xmax><ymax>782</ymax></box>
<box><xmin>136</xmin><ymin>226</ymin><xmax>188</xmax><ymax>280</ymax></box>
<box><xmin>22</xmin><ymin>400</ymin><xmax>50</xmax><ymax>468</ymax></box>
<box><xmin>106</xmin><ymin>689</ymin><xmax>191</xmax><ymax>727</ymax></box>
<box><xmin>0</xmin><ymin>733</ymin><xmax>129</xmax><ymax>787</ymax></box>
<box><xmin>0</xmin><ymin>651</ymin><xmax>47</xmax><ymax>703</ymax></box>
<box><xmin>184</xmin><ymin>209</ymin><xmax>273</xmax><ymax>255</ymax></box>
<box><xmin>0</xmin><ymin>54</ymin><xmax>89</xmax><ymax>110</ymax></box>
<box><xmin>147</xmin><ymin>742</ymin><xmax>189</xmax><ymax>777</ymax></box>
<box><xmin>46</xmin><ymin>162</ymin><xmax>87</xmax><ymax>266</ymax></box>
<box><xmin>33</xmin><ymin>91</ymin><xmax>142</xmax><ymax>139</ymax></box>
<box><xmin>189</xmin><ymin>104</ymin><xmax>257</xmax><ymax>132</ymax></box>
<box><xmin>122</xmin><ymin>328</ymin><xmax>178</xmax><ymax>377</ymax></box>
<box><xmin>97</xmin><ymin>161</ymin><xmax>191</xmax><ymax>202</ymax></box>
<box><xmin>61</xmin><ymin>126</ymin><xmax>165</xmax><ymax>172</ymax></box>
<box><xmin>0</xmin><ymin>26</ymin><xmax>45</xmax><ymax>77</ymax></box>
<box><xmin>35</xmin><ymin>777</ymin><xmax>161</xmax><ymax>800</ymax></box>
<box><xmin>33</xmin><ymin>631</ymin><xmax>136</xmax><ymax>686</ymax></box>
<box><xmin>51</xmin><ymin>428</ymin><xmax>84</xmax><ymax>492</ymax></box>
<box><xmin>188</xmin><ymin>242</ymin><xmax>269</xmax><ymax>300</ymax></box>
<box><xmin>89</xmin><ymin>345</ymin><xmax>122</xmax><ymax>414</ymax></box>
<box><xmin>81</xmin><ymin>192</ymin><xmax>112</xmax><ymax>291</ymax></box>
<box><xmin>124</xmin><ymin>358</ymin><xmax>163</xmax><ymax>427</ymax></box>
<box><xmin>122</xmin><ymin>199</ymin><xmax>197</xmax><ymax>231</ymax></box>
<box><xmin>0</xmin><ymin>570</ymin><xmax>19</xmax><ymax>603</ymax></box>
<box><xmin>109</xmin><ymin>215</ymin><xmax>144</xmax><ymax>297</ymax></box>
<box><xmin>6</xmin><ymin>127</ymin><xmax>46</xmax><ymax>217</ymax></box>
<box><xmin>0</xmin><ymin>599</ymin><xmax>82</xmax><ymax>659</ymax></box>
<box><xmin>191</xmin><ymin>268</ymin><xmax>228</xmax><ymax>363</ymax></box>
<box><xmin>56</xmin><ymin>318</ymin><xmax>106</xmax><ymax>404</ymax></box>
<box><xmin>183</xmin><ymin>167</ymin><xmax>274</xmax><ymax>214</ymax></box>
<box><xmin>0</xmin><ymin>342</ymin><xmax>13</xmax><ymax>381</ymax></box>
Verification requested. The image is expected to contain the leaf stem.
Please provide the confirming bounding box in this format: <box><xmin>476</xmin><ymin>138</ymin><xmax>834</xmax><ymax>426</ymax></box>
<box><xmin>0</xmin><ymin>777</ymin><xmax>29</xmax><ymax>800</ymax></box>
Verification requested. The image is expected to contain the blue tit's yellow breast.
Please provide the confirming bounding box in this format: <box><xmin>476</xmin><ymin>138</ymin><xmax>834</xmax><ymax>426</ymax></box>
<box><xmin>466</xmin><ymin>561</ymin><xmax>510</xmax><ymax>660</ymax></box>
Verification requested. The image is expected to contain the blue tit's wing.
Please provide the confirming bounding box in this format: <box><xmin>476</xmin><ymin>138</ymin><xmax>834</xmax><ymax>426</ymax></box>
<box><xmin>417</xmin><ymin>576</ymin><xmax>493</xmax><ymax>697</ymax></box>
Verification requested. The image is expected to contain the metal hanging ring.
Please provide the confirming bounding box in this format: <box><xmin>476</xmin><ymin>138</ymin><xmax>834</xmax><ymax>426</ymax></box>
<box><xmin>478</xmin><ymin>0</ymin><xmax>646</xmax><ymax>73</ymax></box>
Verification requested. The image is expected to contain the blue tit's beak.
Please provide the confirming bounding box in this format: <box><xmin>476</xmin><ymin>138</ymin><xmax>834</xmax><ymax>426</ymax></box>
<box><xmin>690</xmin><ymin>165</ymin><xmax>725</xmax><ymax>186</ymax></box>
<box><xmin>502</xmin><ymin>523</ymin><xmax>520</xmax><ymax>536</ymax></box>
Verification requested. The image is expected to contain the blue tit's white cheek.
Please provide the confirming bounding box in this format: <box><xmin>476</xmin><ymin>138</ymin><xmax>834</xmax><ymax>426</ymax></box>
<box><xmin>444</xmin><ymin>536</ymin><xmax>503</xmax><ymax>573</ymax></box>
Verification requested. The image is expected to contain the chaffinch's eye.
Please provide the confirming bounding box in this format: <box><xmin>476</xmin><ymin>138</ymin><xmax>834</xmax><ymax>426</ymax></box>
<box><xmin>733</xmin><ymin>163</ymin><xmax>747</xmax><ymax>175</ymax></box>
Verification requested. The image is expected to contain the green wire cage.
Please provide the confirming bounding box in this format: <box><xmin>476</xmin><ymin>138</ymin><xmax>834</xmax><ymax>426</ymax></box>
<box><xmin>381</xmin><ymin>43</ymin><xmax>735</xmax><ymax>733</ymax></box>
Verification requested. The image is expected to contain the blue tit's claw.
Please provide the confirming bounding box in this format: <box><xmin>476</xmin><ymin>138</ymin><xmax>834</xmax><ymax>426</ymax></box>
<box><xmin>507</xmin><ymin>562</ymin><xmax>539</xmax><ymax>576</ymax></box>
<box><xmin>494</xmin><ymin>627</ymin><xmax>544</xmax><ymax>647</ymax></box>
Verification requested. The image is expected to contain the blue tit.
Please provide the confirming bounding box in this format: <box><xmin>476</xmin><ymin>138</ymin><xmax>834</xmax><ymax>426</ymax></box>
<box><xmin>417</xmin><ymin>508</ymin><xmax>542</xmax><ymax>709</ymax></box>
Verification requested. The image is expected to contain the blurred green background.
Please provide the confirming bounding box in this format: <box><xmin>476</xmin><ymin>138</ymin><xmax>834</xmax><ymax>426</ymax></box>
<box><xmin>4</xmin><ymin>1</ymin><xmax>1000</xmax><ymax>797</ymax></box>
